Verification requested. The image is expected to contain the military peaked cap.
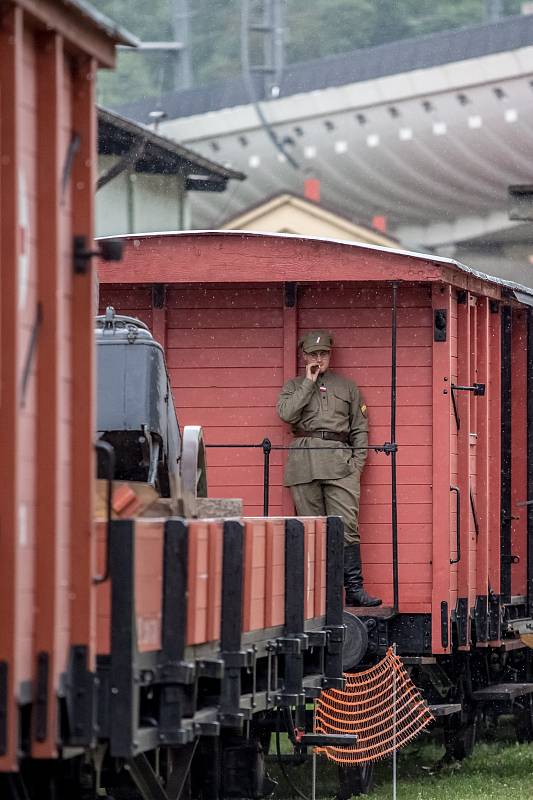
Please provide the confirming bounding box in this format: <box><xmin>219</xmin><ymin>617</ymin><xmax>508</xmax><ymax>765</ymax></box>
<box><xmin>299</xmin><ymin>330</ymin><xmax>333</xmax><ymax>353</ymax></box>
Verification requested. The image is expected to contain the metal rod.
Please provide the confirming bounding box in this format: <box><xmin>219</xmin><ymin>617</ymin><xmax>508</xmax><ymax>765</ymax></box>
<box><xmin>392</xmin><ymin>643</ymin><xmax>397</xmax><ymax>800</ymax></box>
<box><xmin>20</xmin><ymin>302</ymin><xmax>43</xmax><ymax>408</ymax></box>
<box><xmin>206</xmin><ymin>443</ymin><xmax>394</xmax><ymax>452</ymax></box>
<box><xmin>262</xmin><ymin>437</ymin><xmax>271</xmax><ymax>515</ymax></box>
<box><xmin>450</xmin><ymin>384</ymin><xmax>460</xmax><ymax>431</ymax></box>
<box><xmin>470</xmin><ymin>488</ymin><xmax>479</xmax><ymax>539</ymax></box>
<box><xmin>391</xmin><ymin>284</ymin><xmax>399</xmax><ymax>612</ymax></box>
<box><xmin>450</xmin><ymin>485</ymin><xmax>461</xmax><ymax>564</ymax></box>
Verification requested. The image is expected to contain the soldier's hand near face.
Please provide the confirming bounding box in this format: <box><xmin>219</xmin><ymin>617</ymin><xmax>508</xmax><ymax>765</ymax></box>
<box><xmin>306</xmin><ymin>360</ymin><xmax>320</xmax><ymax>382</ymax></box>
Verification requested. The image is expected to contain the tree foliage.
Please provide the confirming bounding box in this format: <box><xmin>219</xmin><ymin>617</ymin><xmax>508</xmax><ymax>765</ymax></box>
<box><xmin>94</xmin><ymin>0</ymin><xmax>522</xmax><ymax>108</ymax></box>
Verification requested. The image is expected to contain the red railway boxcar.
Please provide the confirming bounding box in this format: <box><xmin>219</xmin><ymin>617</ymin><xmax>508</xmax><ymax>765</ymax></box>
<box><xmin>1</xmin><ymin>6</ymin><xmax>353</xmax><ymax>798</ymax></box>
<box><xmin>0</xmin><ymin>0</ymin><xmax>135</xmax><ymax>777</ymax></box>
<box><xmin>1</xmin><ymin>3</ymin><xmax>361</xmax><ymax>799</ymax></box>
<box><xmin>99</xmin><ymin>230</ymin><xmax>533</xmax><ymax>723</ymax></box>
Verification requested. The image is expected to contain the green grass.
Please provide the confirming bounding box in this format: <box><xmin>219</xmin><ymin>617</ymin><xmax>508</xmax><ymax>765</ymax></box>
<box><xmin>270</xmin><ymin>733</ymin><xmax>533</xmax><ymax>799</ymax></box>
<box><xmin>368</xmin><ymin>740</ymin><xmax>533</xmax><ymax>800</ymax></box>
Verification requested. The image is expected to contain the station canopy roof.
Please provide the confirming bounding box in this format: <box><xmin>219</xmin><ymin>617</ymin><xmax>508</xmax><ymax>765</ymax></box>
<box><xmin>116</xmin><ymin>14</ymin><xmax>533</xmax><ymax>252</ymax></box>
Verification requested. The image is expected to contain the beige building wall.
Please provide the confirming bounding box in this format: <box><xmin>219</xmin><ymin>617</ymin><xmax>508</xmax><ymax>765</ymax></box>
<box><xmin>96</xmin><ymin>155</ymin><xmax>188</xmax><ymax>236</ymax></box>
<box><xmin>222</xmin><ymin>193</ymin><xmax>397</xmax><ymax>248</ymax></box>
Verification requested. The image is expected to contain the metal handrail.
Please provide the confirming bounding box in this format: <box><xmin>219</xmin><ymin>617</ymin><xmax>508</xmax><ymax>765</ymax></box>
<box><xmin>450</xmin><ymin>485</ymin><xmax>461</xmax><ymax>565</ymax></box>
<box><xmin>205</xmin><ymin>440</ymin><xmax>396</xmax><ymax>516</ymax></box>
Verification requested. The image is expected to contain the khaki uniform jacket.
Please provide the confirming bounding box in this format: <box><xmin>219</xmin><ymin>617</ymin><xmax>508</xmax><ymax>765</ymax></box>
<box><xmin>277</xmin><ymin>370</ymin><xmax>368</xmax><ymax>486</ymax></box>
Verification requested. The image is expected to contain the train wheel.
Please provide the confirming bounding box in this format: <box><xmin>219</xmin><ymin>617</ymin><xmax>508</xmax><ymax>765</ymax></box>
<box><xmin>342</xmin><ymin>612</ymin><xmax>369</xmax><ymax>671</ymax></box>
<box><xmin>336</xmin><ymin>763</ymin><xmax>375</xmax><ymax>798</ymax></box>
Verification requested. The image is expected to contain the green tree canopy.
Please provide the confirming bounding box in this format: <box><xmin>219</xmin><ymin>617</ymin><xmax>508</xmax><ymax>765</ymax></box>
<box><xmin>94</xmin><ymin>0</ymin><xmax>522</xmax><ymax>108</ymax></box>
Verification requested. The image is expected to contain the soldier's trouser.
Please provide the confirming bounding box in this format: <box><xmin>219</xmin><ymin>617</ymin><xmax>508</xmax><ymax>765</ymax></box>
<box><xmin>289</xmin><ymin>471</ymin><xmax>361</xmax><ymax>544</ymax></box>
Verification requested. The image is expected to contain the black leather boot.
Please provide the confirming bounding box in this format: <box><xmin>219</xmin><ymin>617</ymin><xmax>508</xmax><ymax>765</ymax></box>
<box><xmin>344</xmin><ymin>543</ymin><xmax>382</xmax><ymax>607</ymax></box>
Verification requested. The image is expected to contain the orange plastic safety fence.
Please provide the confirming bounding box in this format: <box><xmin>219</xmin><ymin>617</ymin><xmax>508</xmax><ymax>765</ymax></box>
<box><xmin>315</xmin><ymin>647</ymin><xmax>434</xmax><ymax>764</ymax></box>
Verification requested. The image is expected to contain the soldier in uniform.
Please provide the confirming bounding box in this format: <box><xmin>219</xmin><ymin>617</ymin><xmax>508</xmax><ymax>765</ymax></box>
<box><xmin>277</xmin><ymin>330</ymin><xmax>381</xmax><ymax>607</ymax></box>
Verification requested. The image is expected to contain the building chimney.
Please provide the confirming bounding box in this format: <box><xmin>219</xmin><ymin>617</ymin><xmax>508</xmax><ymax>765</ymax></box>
<box><xmin>304</xmin><ymin>177</ymin><xmax>320</xmax><ymax>203</ymax></box>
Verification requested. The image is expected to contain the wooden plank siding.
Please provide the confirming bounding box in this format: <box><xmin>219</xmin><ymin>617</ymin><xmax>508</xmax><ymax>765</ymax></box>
<box><xmin>17</xmin><ymin>20</ymin><xmax>40</xmax><ymax>714</ymax></box>
<box><xmin>166</xmin><ymin>284</ymin><xmax>286</xmax><ymax>515</ymax></box>
<box><xmin>0</xmin><ymin>5</ymin><xmax>25</xmax><ymax>771</ymax></box>
<box><xmin>102</xmin><ymin>281</ymin><xmax>434</xmax><ymax>614</ymax></box>
<box><xmin>475</xmin><ymin>297</ymin><xmax>490</xmax><ymax>644</ymax></box>
<box><xmin>297</xmin><ymin>285</ymin><xmax>433</xmax><ymax>610</ymax></box>
<box><xmin>70</xmin><ymin>54</ymin><xmax>99</xmax><ymax>667</ymax></box>
<box><xmin>33</xmin><ymin>30</ymin><xmax>67</xmax><ymax>759</ymax></box>
<box><xmin>0</xmin><ymin>1</ymin><xmax>119</xmax><ymax>766</ymax></box>
<box><xmin>99</xmin><ymin>284</ymin><xmax>153</xmax><ymax>331</ymax></box>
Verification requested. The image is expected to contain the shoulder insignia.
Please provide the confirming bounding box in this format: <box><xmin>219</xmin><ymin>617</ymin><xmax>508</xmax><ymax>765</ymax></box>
<box><xmin>360</xmin><ymin>403</ymin><xmax>367</xmax><ymax>417</ymax></box>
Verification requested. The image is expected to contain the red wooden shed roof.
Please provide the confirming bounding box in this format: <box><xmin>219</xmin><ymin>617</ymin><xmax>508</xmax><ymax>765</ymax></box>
<box><xmin>14</xmin><ymin>0</ymin><xmax>138</xmax><ymax>66</ymax></box>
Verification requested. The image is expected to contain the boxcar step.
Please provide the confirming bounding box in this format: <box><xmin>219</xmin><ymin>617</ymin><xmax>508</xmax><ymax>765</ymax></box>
<box><xmin>472</xmin><ymin>682</ymin><xmax>533</xmax><ymax>702</ymax></box>
<box><xmin>344</xmin><ymin>606</ymin><xmax>395</xmax><ymax>619</ymax></box>
<box><xmin>429</xmin><ymin>703</ymin><xmax>462</xmax><ymax>717</ymax></box>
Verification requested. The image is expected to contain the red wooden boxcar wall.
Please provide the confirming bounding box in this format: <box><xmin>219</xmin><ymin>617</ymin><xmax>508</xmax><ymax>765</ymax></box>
<box><xmin>99</xmin><ymin>282</ymin><xmax>435</xmax><ymax>613</ymax></box>
<box><xmin>0</xmin><ymin>1</ymin><xmax>118</xmax><ymax>770</ymax></box>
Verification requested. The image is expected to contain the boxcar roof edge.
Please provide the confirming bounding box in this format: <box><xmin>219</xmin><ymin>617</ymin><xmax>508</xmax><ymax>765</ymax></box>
<box><xmin>97</xmin><ymin>230</ymin><xmax>533</xmax><ymax>303</ymax></box>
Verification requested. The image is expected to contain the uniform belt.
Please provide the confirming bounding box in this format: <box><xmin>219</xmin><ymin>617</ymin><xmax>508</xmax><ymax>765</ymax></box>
<box><xmin>292</xmin><ymin>429</ymin><xmax>350</xmax><ymax>444</ymax></box>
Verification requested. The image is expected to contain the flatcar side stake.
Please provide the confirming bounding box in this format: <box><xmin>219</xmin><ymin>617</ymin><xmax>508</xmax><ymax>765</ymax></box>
<box><xmin>93</xmin><ymin>440</ymin><xmax>115</xmax><ymax>584</ymax></box>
